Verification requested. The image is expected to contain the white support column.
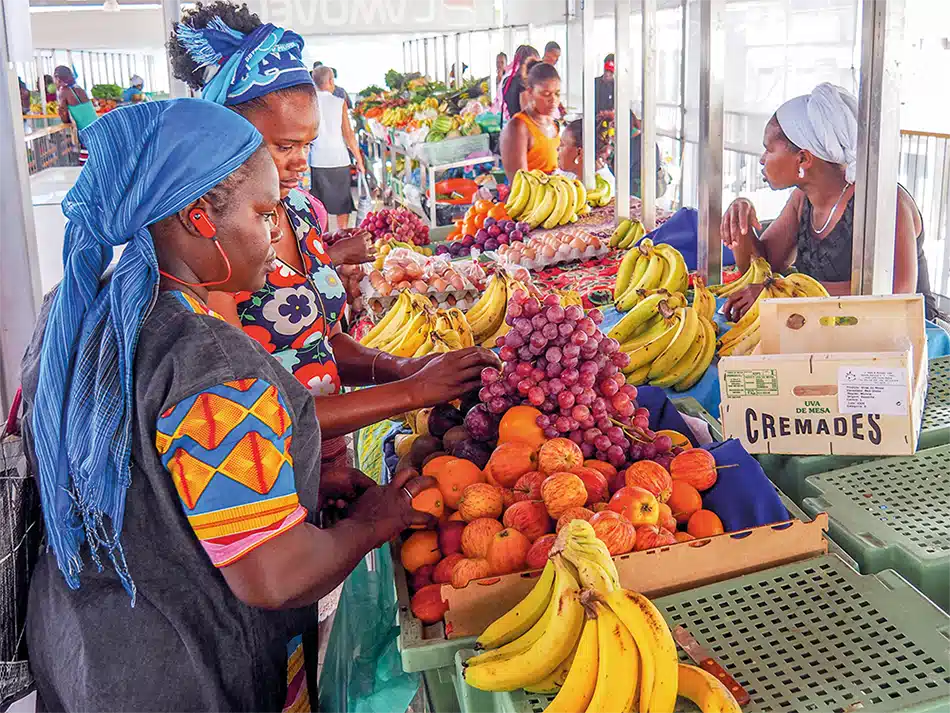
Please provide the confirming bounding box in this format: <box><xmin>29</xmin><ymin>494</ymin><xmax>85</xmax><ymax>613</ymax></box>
<box><xmin>162</xmin><ymin>0</ymin><xmax>188</xmax><ymax>97</ymax></box>
<box><xmin>403</xmin><ymin>41</ymin><xmax>409</xmax><ymax>73</ymax></box>
<box><xmin>697</xmin><ymin>0</ymin><xmax>725</xmax><ymax>284</ymax></box>
<box><xmin>640</xmin><ymin>0</ymin><xmax>657</xmax><ymax>231</ymax></box>
<box><xmin>581</xmin><ymin>0</ymin><xmax>595</xmax><ymax>189</ymax></box>
<box><xmin>424</xmin><ymin>38</ymin><xmax>430</xmax><ymax>78</ymax></box>
<box><xmin>443</xmin><ymin>35</ymin><xmax>450</xmax><ymax>85</ymax></box>
<box><xmin>852</xmin><ymin>0</ymin><xmax>904</xmax><ymax>295</ymax></box>
<box><xmin>455</xmin><ymin>33</ymin><xmax>462</xmax><ymax>89</ymax></box>
<box><xmin>1</xmin><ymin>0</ymin><xmax>42</xmax><ymax>412</ymax></box>
<box><xmin>614</xmin><ymin>0</ymin><xmax>631</xmax><ymax>222</ymax></box>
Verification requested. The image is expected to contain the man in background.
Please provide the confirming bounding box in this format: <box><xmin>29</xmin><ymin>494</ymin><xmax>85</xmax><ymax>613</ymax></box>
<box><xmin>595</xmin><ymin>54</ymin><xmax>615</xmax><ymax>113</ymax></box>
<box><xmin>309</xmin><ymin>66</ymin><xmax>365</xmax><ymax>229</ymax></box>
<box><xmin>542</xmin><ymin>41</ymin><xmax>561</xmax><ymax>67</ymax></box>
<box><xmin>330</xmin><ymin>68</ymin><xmax>351</xmax><ymax>109</ymax></box>
<box><xmin>122</xmin><ymin>75</ymin><xmax>146</xmax><ymax>104</ymax></box>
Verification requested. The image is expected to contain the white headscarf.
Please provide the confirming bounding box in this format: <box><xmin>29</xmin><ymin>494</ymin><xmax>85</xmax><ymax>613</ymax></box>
<box><xmin>775</xmin><ymin>83</ymin><xmax>859</xmax><ymax>183</ymax></box>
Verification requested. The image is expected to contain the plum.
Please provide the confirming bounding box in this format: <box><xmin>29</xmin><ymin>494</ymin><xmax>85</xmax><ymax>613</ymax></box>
<box><xmin>484</xmin><ymin>238</ymin><xmax>500</xmax><ymax>251</ymax></box>
<box><xmin>428</xmin><ymin>403</ymin><xmax>464</xmax><ymax>438</ymax></box>
<box><xmin>452</xmin><ymin>438</ymin><xmax>492</xmax><ymax>469</ymax></box>
<box><xmin>441</xmin><ymin>425</ymin><xmax>470</xmax><ymax>454</ymax></box>
<box><xmin>464</xmin><ymin>403</ymin><xmax>499</xmax><ymax>442</ymax></box>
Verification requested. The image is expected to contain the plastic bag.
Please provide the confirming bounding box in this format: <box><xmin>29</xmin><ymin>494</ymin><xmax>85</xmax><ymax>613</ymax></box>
<box><xmin>355</xmin><ymin>173</ymin><xmax>374</xmax><ymax>228</ymax></box>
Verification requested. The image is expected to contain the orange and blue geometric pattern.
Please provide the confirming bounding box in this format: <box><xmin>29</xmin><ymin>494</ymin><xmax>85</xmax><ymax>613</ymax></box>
<box><xmin>156</xmin><ymin>378</ymin><xmax>307</xmax><ymax>568</ymax></box>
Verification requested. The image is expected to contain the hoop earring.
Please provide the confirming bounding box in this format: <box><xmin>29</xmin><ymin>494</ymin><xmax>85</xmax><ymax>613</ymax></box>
<box><xmin>798</xmin><ymin>167</ymin><xmax>805</xmax><ymax>179</ymax></box>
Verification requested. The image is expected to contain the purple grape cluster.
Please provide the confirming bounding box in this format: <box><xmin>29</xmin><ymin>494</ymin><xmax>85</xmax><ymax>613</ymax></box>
<box><xmin>478</xmin><ymin>293</ymin><xmax>656</xmax><ymax>469</ymax></box>
<box><xmin>436</xmin><ymin>218</ymin><xmax>532</xmax><ymax>258</ymax></box>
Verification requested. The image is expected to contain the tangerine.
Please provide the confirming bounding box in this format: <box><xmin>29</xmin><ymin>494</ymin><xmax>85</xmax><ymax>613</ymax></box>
<box><xmin>436</xmin><ymin>458</ymin><xmax>486</xmax><ymax>509</ymax></box>
<box><xmin>686</xmin><ymin>509</ymin><xmax>724</xmax><ymax>538</ymax></box>
<box><xmin>488</xmin><ymin>203</ymin><xmax>509</xmax><ymax>220</ymax></box>
<box><xmin>498</xmin><ymin>405</ymin><xmax>546</xmax><ymax>449</ymax></box>
<box><xmin>422</xmin><ymin>455</ymin><xmax>456</xmax><ymax>479</ymax></box>
<box><xmin>666</xmin><ymin>481</ymin><xmax>703</xmax><ymax>525</ymax></box>
<box><xmin>400</xmin><ymin>531</ymin><xmax>441</xmax><ymax>574</ymax></box>
<box><xmin>410</xmin><ymin>487</ymin><xmax>444</xmax><ymax>527</ymax></box>
<box><xmin>474</xmin><ymin>199</ymin><xmax>494</xmax><ymax>214</ymax></box>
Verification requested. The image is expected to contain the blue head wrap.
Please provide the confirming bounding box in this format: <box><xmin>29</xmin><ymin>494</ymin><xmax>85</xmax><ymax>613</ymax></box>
<box><xmin>176</xmin><ymin>17</ymin><xmax>313</xmax><ymax>106</ymax></box>
<box><xmin>31</xmin><ymin>99</ymin><xmax>262</xmax><ymax>602</ymax></box>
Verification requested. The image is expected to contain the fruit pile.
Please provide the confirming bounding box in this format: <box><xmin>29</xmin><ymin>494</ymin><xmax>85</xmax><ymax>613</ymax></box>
<box><xmin>370</xmin><ymin>239</ymin><xmax>432</xmax><ymax>271</ymax></box>
<box><xmin>716</xmin><ymin>265</ymin><xmax>829</xmax><ymax>357</ymax></box>
<box><xmin>365</xmin><ymin>248</ymin><xmax>486</xmax><ymax>299</ymax></box>
<box><xmin>505</xmin><ymin>171</ymin><xmax>593</xmax><ymax>229</ymax></box>
<box><xmin>494</xmin><ymin>227</ymin><xmax>607</xmax><ymax>269</ymax></box>
<box><xmin>459</xmin><ymin>520</ymin><xmax>742</xmax><ymax>712</ymax></box>
<box><xmin>437</xmin><ymin>217</ymin><xmax>530</xmax><ymax>258</ymax></box>
<box><xmin>360</xmin><ymin>292</ymin><xmax>475</xmax><ymax>356</ymax></box>
<box><xmin>474</xmin><ymin>292</ymin><xmax>659</xmax><ymax>469</ymax></box>
<box><xmin>360</xmin><ymin>208</ymin><xmax>431</xmax><ymax>246</ymax></box>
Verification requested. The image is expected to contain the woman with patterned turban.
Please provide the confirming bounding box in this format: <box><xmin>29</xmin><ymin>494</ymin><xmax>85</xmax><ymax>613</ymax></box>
<box><xmin>19</xmin><ymin>99</ymin><xmax>439</xmax><ymax>711</ymax></box>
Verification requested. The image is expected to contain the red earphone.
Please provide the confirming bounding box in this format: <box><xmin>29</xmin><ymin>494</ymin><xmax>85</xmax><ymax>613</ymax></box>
<box><xmin>158</xmin><ymin>207</ymin><xmax>233</xmax><ymax>289</ymax></box>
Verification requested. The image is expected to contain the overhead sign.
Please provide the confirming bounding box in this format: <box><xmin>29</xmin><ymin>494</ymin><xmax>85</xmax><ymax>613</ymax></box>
<box><xmin>250</xmin><ymin>0</ymin><xmax>493</xmax><ymax>34</ymax></box>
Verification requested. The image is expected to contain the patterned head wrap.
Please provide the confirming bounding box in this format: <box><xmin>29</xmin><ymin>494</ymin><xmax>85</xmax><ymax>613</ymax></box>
<box><xmin>176</xmin><ymin>17</ymin><xmax>313</xmax><ymax>106</ymax></box>
<box><xmin>30</xmin><ymin>100</ymin><xmax>262</xmax><ymax>602</ymax></box>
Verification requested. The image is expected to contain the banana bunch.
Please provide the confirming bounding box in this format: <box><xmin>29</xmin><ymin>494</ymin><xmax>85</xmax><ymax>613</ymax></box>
<box><xmin>691</xmin><ymin>275</ymin><xmax>718</xmax><ymax>323</ymax></box>
<box><xmin>614</xmin><ymin>240</ymin><xmax>690</xmax><ymax>311</ymax></box>
<box><xmin>464</xmin><ymin>520</ymin><xmax>741</xmax><ymax>712</ymax></box>
<box><xmin>505</xmin><ymin>170</ymin><xmax>591</xmax><ymax>229</ymax></box>
<box><xmin>465</xmin><ymin>272</ymin><xmax>511</xmax><ymax>347</ymax></box>
<box><xmin>360</xmin><ymin>292</ymin><xmax>474</xmax><ymax>357</ymax></box>
<box><xmin>717</xmin><ymin>273</ymin><xmax>829</xmax><ymax>357</ymax></box>
<box><xmin>708</xmin><ymin>257</ymin><xmax>772</xmax><ymax>298</ymax></box>
<box><xmin>585</xmin><ymin>173</ymin><xmax>613</xmax><ymax>207</ymax></box>
<box><xmin>608</xmin><ymin>218</ymin><xmax>646</xmax><ymax>249</ymax></box>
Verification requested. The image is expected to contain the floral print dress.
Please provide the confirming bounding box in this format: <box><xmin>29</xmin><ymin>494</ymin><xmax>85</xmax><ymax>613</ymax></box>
<box><xmin>234</xmin><ymin>188</ymin><xmax>347</xmax><ymax>400</ymax></box>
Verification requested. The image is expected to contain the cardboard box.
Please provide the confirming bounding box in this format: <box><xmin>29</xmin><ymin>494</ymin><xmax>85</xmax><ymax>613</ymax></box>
<box><xmin>719</xmin><ymin>295</ymin><xmax>927</xmax><ymax>456</ymax></box>
<box><xmin>437</xmin><ymin>512</ymin><xmax>828</xmax><ymax>639</ymax></box>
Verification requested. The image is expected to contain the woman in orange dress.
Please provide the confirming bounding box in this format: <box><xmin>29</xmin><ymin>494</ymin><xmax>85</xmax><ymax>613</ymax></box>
<box><xmin>500</xmin><ymin>62</ymin><xmax>561</xmax><ymax>181</ymax></box>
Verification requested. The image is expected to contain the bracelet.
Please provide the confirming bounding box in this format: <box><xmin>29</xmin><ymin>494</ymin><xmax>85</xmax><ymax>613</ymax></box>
<box><xmin>371</xmin><ymin>351</ymin><xmax>384</xmax><ymax>385</ymax></box>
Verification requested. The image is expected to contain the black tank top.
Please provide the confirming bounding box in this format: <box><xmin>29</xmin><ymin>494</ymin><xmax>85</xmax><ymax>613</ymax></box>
<box><xmin>795</xmin><ymin>188</ymin><xmax>936</xmax><ymax>320</ymax></box>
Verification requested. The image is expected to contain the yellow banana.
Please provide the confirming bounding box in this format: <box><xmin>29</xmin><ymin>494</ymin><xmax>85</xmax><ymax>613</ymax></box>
<box><xmin>655</xmin><ymin>244</ymin><xmax>689</xmax><ymax>294</ymax></box>
<box><xmin>545</xmin><ymin>615</ymin><xmax>599</xmax><ymax>713</ymax></box>
<box><xmin>543</xmin><ymin>180</ymin><xmax>571</xmax><ymax>230</ymax></box>
<box><xmin>719</xmin><ymin>323</ymin><xmax>760</xmax><ymax>357</ymax></box>
<box><xmin>524</xmin><ymin>644</ymin><xmax>575</xmax><ymax>695</ymax></box>
<box><xmin>361</xmin><ymin>292</ymin><xmax>411</xmax><ymax>348</ymax></box>
<box><xmin>620</xmin><ymin>315</ymin><xmax>672</xmax><ymax>352</ymax></box>
<box><xmin>617</xmin><ymin>220</ymin><xmax>645</xmax><ymax>249</ymax></box>
<box><xmin>626</xmin><ymin>364</ymin><xmax>652</xmax><ymax>385</ymax></box>
<box><xmin>481</xmin><ymin>314</ymin><xmax>511</xmax><ymax>348</ymax></box>
<box><xmin>677</xmin><ymin>663</ymin><xmax>742</xmax><ymax>713</ymax></box>
<box><xmin>390</xmin><ymin>313</ymin><xmax>431</xmax><ymax>357</ymax></box>
<box><xmin>649</xmin><ymin>313</ymin><xmax>708</xmax><ymax>389</ymax></box>
<box><xmin>675</xmin><ymin>315</ymin><xmax>717</xmax><ymax>391</ymax></box>
<box><xmin>505</xmin><ymin>171</ymin><xmax>530</xmax><ymax>218</ymax></box>
<box><xmin>466</xmin><ymin>275</ymin><xmax>508</xmax><ymax>342</ymax></box>
<box><xmin>632</xmin><ymin>250</ymin><xmax>665</xmax><ymax>292</ymax></box>
<box><xmin>607</xmin><ymin>589</ymin><xmax>679</xmax><ymax>712</ymax></box>
<box><xmin>558</xmin><ymin>178</ymin><xmax>579</xmax><ymax>225</ymax></box>
<box><xmin>477</xmin><ymin>561</ymin><xmax>555</xmax><ymax>650</ymax></box>
<box><xmin>648</xmin><ymin>306</ymin><xmax>700</xmax><ymax>379</ymax></box>
<box><xmin>584</xmin><ymin>601</ymin><xmax>639</xmax><ymax>713</ymax></box>
<box><xmin>610</xmin><ymin>219</ymin><xmax>632</xmax><ymax>248</ymax></box>
<box><xmin>783</xmin><ymin>271</ymin><xmax>829</xmax><ymax>297</ymax></box>
<box><xmin>623</xmin><ymin>310</ymin><xmax>681</xmax><ymax>373</ymax></box>
<box><xmin>463</xmin><ymin>559</ymin><xmax>584</xmax><ymax>691</ymax></box>
<box><xmin>523</xmin><ymin>182</ymin><xmax>557</xmax><ymax>229</ymax></box>
<box><xmin>572</xmin><ymin>179</ymin><xmax>588</xmax><ymax>213</ymax></box>
<box><xmin>609</xmin><ymin>292</ymin><xmax>669</xmax><ymax>342</ymax></box>
<box><xmin>691</xmin><ymin>275</ymin><xmax>718</xmax><ymax>322</ymax></box>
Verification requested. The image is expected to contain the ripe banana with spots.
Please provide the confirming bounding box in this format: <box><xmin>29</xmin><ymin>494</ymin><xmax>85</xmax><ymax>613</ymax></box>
<box><xmin>677</xmin><ymin>663</ymin><xmax>743</xmax><ymax>713</ymax></box>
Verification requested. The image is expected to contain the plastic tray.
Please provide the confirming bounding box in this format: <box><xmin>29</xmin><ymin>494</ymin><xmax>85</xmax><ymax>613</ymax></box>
<box><xmin>801</xmin><ymin>444</ymin><xmax>950</xmax><ymax>612</ymax></box>
<box><xmin>423</xmin><ymin>666</ymin><xmax>462</xmax><ymax>713</ymax></box>
<box><xmin>453</xmin><ymin>554</ymin><xmax>950</xmax><ymax>713</ymax></box>
<box><xmin>756</xmin><ymin>356</ymin><xmax>950</xmax><ymax>504</ymax></box>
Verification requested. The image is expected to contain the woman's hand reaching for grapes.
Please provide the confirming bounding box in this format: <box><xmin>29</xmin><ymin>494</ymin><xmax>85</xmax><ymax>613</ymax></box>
<box><xmin>407</xmin><ymin>347</ymin><xmax>501</xmax><ymax>407</ymax></box>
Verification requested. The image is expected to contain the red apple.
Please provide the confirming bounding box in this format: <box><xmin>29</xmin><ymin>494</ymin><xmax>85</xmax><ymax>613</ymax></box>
<box><xmin>437</xmin><ymin>520</ymin><xmax>466</xmax><ymax>556</ymax></box>
<box><xmin>620</xmin><ymin>486</ymin><xmax>659</xmax><ymax>526</ymax></box>
<box><xmin>570</xmin><ymin>466</ymin><xmax>610</xmax><ymax>505</ymax></box>
<box><xmin>634</xmin><ymin>524</ymin><xmax>677</xmax><ymax>551</ymax></box>
<box><xmin>537</xmin><ymin>438</ymin><xmax>584</xmax><ymax>475</ymax></box>
<box><xmin>503</xmin><ymin>500</ymin><xmax>553</xmax><ymax>542</ymax></box>
<box><xmin>524</xmin><ymin>534</ymin><xmax>557</xmax><ymax>569</ymax></box>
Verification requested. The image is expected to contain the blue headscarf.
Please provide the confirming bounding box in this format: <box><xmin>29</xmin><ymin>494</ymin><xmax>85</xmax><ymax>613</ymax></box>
<box><xmin>176</xmin><ymin>17</ymin><xmax>313</xmax><ymax>106</ymax></box>
<box><xmin>31</xmin><ymin>99</ymin><xmax>262</xmax><ymax>602</ymax></box>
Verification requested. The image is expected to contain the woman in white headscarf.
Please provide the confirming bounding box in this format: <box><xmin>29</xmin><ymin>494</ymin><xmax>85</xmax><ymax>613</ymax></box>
<box><xmin>721</xmin><ymin>83</ymin><xmax>934</xmax><ymax>320</ymax></box>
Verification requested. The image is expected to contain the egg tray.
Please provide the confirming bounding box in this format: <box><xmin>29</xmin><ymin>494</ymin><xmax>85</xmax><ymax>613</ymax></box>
<box><xmin>757</xmin><ymin>355</ymin><xmax>950</xmax><ymax>504</ymax></box>
<box><xmin>360</xmin><ymin>283</ymin><xmax>482</xmax><ymax>322</ymax></box>
<box><xmin>496</xmin><ymin>243</ymin><xmax>610</xmax><ymax>273</ymax></box>
<box><xmin>452</xmin><ymin>554</ymin><xmax>950</xmax><ymax>713</ymax></box>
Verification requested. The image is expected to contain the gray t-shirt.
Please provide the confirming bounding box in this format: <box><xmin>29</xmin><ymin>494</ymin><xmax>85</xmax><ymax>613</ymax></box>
<box><xmin>20</xmin><ymin>290</ymin><xmax>322</xmax><ymax>711</ymax></box>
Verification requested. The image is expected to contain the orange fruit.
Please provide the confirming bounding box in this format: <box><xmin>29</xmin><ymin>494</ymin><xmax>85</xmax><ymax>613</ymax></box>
<box><xmin>400</xmin><ymin>531</ymin><xmax>441</xmax><ymax>574</ymax></box>
<box><xmin>498</xmin><ymin>405</ymin><xmax>546</xmax><ymax>449</ymax></box>
<box><xmin>673</xmin><ymin>531</ymin><xmax>695</xmax><ymax>543</ymax></box>
<box><xmin>473</xmin><ymin>213</ymin><xmax>486</xmax><ymax>229</ymax></box>
<box><xmin>686</xmin><ymin>509</ymin><xmax>724</xmax><ymax>538</ymax></box>
<box><xmin>410</xmin><ymin>487</ymin><xmax>444</xmax><ymax>527</ymax></box>
<box><xmin>422</xmin><ymin>455</ymin><xmax>456</xmax><ymax>479</ymax></box>
<box><xmin>666</xmin><ymin>481</ymin><xmax>703</xmax><ymax>525</ymax></box>
<box><xmin>474</xmin><ymin>199</ymin><xmax>493</xmax><ymax>214</ymax></box>
<box><xmin>488</xmin><ymin>203</ymin><xmax>509</xmax><ymax>220</ymax></box>
<box><xmin>436</xmin><ymin>458</ymin><xmax>486</xmax><ymax>509</ymax></box>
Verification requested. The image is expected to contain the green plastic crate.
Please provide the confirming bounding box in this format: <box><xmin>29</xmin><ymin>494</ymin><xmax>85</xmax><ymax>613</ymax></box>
<box><xmin>801</xmin><ymin>444</ymin><xmax>950</xmax><ymax>612</ymax></box>
<box><xmin>756</xmin><ymin>356</ymin><xmax>950</xmax><ymax>504</ymax></box>
<box><xmin>423</xmin><ymin>665</ymin><xmax>462</xmax><ymax>713</ymax></box>
<box><xmin>453</xmin><ymin>554</ymin><xmax>950</xmax><ymax>713</ymax></box>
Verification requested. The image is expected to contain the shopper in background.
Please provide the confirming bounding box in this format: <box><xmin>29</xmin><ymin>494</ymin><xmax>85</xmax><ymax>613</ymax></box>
<box><xmin>121</xmin><ymin>75</ymin><xmax>147</xmax><ymax>103</ymax></box>
<box><xmin>20</xmin><ymin>98</ymin><xmax>439</xmax><ymax>712</ymax></box>
<box><xmin>41</xmin><ymin>74</ymin><xmax>56</xmax><ymax>103</ymax></box>
<box><xmin>54</xmin><ymin>65</ymin><xmax>97</xmax><ymax>165</ymax></box>
<box><xmin>720</xmin><ymin>83</ymin><xmax>935</xmax><ymax>320</ymax></box>
<box><xmin>501</xmin><ymin>44</ymin><xmax>539</xmax><ymax>121</ymax></box>
<box><xmin>310</xmin><ymin>65</ymin><xmax>364</xmax><ymax>230</ymax></box>
<box><xmin>542</xmin><ymin>41</ymin><xmax>561</xmax><ymax>66</ymax></box>
<box><xmin>501</xmin><ymin>62</ymin><xmax>561</xmax><ymax>180</ymax></box>
<box><xmin>330</xmin><ymin>67</ymin><xmax>352</xmax><ymax>109</ymax></box>
<box><xmin>595</xmin><ymin>54</ymin><xmax>615</xmax><ymax>114</ymax></box>
<box><xmin>558</xmin><ymin>117</ymin><xmax>611</xmax><ymax>180</ymax></box>
<box><xmin>19</xmin><ymin>77</ymin><xmax>30</xmax><ymax>114</ymax></box>
<box><xmin>496</xmin><ymin>51</ymin><xmax>508</xmax><ymax>89</ymax></box>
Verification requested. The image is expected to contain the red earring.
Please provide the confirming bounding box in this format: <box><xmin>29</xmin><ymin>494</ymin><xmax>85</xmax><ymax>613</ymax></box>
<box><xmin>189</xmin><ymin>209</ymin><xmax>217</xmax><ymax>239</ymax></box>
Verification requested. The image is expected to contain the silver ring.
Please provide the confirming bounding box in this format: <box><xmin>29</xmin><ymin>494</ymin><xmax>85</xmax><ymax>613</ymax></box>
<box><xmin>402</xmin><ymin>486</ymin><xmax>413</xmax><ymax>503</ymax></box>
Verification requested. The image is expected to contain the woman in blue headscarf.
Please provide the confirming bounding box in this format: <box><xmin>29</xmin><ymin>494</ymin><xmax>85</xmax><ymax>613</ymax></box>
<box><xmin>19</xmin><ymin>99</ymin><xmax>436</xmax><ymax>711</ymax></box>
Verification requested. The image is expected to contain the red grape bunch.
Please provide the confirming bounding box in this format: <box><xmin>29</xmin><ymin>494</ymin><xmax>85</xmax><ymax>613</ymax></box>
<box><xmin>360</xmin><ymin>208</ymin><xmax>430</xmax><ymax>246</ymax></box>
<box><xmin>477</xmin><ymin>292</ymin><xmax>671</xmax><ymax>470</ymax></box>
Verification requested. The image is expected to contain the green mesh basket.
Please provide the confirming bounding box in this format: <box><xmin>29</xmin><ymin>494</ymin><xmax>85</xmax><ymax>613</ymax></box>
<box><xmin>453</xmin><ymin>554</ymin><xmax>950</xmax><ymax>713</ymax></box>
<box><xmin>801</xmin><ymin>444</ymin><xmax>950</xmax><ymax>612</ymax></box>
<box><xmin>758</xmin><ymin>356</ymin><xmax>950</xmax><ymax>504</ymax></box>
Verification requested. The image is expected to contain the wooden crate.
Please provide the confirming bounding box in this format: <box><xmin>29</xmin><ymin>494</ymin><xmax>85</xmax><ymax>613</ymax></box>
<box><xmin>719</xmin><ymin>295</ymin><xmax>927</xmax><ymax>456</ymax></box>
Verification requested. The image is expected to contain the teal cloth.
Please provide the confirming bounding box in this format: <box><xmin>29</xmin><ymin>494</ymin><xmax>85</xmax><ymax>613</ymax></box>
<box><xmin>67</xmin><ymin>100</ymin><xmax>98</xmax><ymax>131</ymax></box>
